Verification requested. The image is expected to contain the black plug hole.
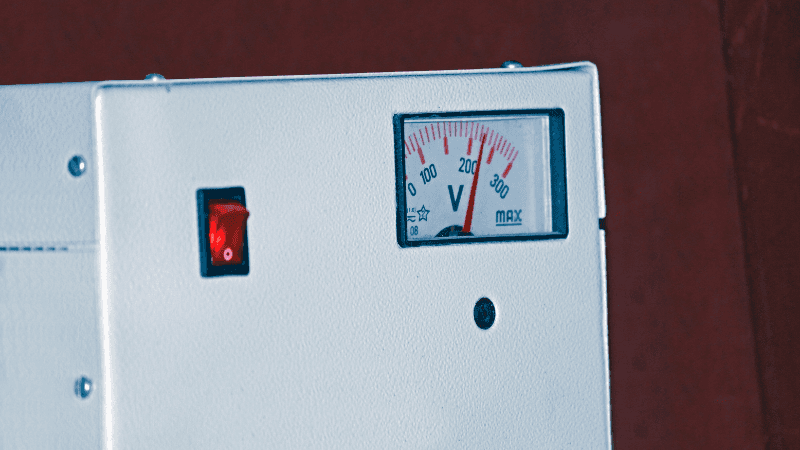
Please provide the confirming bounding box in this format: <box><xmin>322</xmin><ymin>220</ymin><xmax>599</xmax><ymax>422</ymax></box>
<box><xmin>474</xmin><ymin>297</ymin><xmax>495</xmax><ymax>330</ymax></box>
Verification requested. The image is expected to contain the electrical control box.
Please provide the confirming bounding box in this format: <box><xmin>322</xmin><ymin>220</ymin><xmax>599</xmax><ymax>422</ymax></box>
<box><xmin>0</xmin><ymin>62</ymin><xmax>609</xmax><ymax>449</ymax></box>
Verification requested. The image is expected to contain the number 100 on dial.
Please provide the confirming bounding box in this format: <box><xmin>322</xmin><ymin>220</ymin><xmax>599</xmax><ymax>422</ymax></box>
<box><xmin>394</xmin><ymin>110</ymin><xmax>567</xmax><ymax>247</ymax></box>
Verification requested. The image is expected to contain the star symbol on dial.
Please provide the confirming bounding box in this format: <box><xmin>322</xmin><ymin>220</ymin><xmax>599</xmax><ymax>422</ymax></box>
<box><xmin>418</xmin><ymin>205</ymin><xmax>429</xmax><ymax>221</ymax></box>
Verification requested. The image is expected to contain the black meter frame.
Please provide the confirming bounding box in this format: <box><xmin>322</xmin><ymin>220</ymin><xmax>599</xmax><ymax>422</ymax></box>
<box><xmin>394</xmin><ymin>109</ymin><xmax>568</xmax><ymax>248</ymax></box>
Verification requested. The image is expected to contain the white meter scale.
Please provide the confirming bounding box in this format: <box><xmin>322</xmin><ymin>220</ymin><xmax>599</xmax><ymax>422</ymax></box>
<box><xmin>395</xmin><ymin>110</ymin><xmax>567</xmax><ymax>246</ymax></box>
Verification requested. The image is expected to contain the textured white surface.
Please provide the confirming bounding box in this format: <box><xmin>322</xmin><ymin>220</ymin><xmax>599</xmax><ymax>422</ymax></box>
<box><xmin>0</xmin><ymin>83</ymin><xmax>98</xmax><ymax>246</ymax></box>
<box><xmin>0</xmin><ymin>82</ymin><xmax>103</xmax><ymax>449</ymax></box>
<box><xmin>0</xmin><ymin>252</ymin><xmax>103</xmax><ymax>450</ymax></box>
<box><xmin>95</xmin><ymin>64</ymin><xmax>609</xmax><ymax>448</ymax></box>
<box><xmin>0</xmin><ymin>63</ymin><xmax>608</xmax><ymax>449</ymax></box>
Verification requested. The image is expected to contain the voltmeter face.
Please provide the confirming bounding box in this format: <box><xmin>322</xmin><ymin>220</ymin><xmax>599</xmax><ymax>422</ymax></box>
<box><xmin>395</xmin><ymin>110</ymin><xmax>567</xmax><ymax>247</ymax></box>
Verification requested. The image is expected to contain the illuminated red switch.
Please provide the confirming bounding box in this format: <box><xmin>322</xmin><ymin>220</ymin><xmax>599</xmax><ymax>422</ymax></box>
<box><xmin>197</xmin><ymin>187</ymin><xmax>250</xmax><ymax>277</ymax></box>
<box><xmin>208</xmin><ymin>201</ymin><xmax>249</xmax><ymax>265</ymax></box>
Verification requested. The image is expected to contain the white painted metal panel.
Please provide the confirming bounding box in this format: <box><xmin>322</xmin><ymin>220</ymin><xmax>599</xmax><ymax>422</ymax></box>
<box><xmin>0</xmin><ymin>252</ymin><xmax>103</xmax><ymax>450</ymax></box>
<box><xmin>0</xmin><ymin>81</ymin><xmax>103</xmax><ymax>449</ymax></box>
<box><xmin>95</xmin><ymin>64</ymin><xmax>608</xmax><ymax>448</ymax></box>
<box><xmin>0</xmin><ymin>83</ymin><xmax>97</xmax><ymax>245</ymax></box>
<box><xmin>0</xmin><ymin>63</ymin><xmax>608</xmax><ymax>449</ymax></box>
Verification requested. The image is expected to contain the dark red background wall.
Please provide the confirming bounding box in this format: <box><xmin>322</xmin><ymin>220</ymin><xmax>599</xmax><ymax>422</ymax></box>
<box><xmin>2</xmin><ymin>1</ymin><xmax>798</xmax><ymax>448</ymax></box>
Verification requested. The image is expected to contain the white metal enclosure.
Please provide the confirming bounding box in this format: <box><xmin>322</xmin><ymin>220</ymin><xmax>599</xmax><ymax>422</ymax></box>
<box><xmin>1</xmin><ymin>62</ymin><xmax>609</xmax><ymax>449</ymax></box>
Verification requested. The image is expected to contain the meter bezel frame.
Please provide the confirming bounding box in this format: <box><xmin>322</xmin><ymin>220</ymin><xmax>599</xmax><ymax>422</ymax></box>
<box><xmin>394</xmin><ymin>109</ymin><xmax>567</xmax><ymax>248</ymax></box>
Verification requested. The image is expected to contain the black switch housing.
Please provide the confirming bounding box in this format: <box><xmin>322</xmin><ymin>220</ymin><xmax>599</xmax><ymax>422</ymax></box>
<box><xmin>197</xmin><ymin>186</ymin><xmax>250</xmax><ymax>278</ymax></box>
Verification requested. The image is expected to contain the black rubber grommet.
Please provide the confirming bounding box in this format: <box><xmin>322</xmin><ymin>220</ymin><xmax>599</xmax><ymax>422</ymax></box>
<box><xmin>474</xmin><ymin>298</ymin><xmax>495</xmax><ymax>330</ymax></box>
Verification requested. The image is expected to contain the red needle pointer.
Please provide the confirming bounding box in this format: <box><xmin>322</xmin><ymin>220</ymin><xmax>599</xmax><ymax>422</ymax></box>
<box><xmin>462</xmin><ymin>133</ymin><xmax>487</xmax><ymax>234</ymax></box>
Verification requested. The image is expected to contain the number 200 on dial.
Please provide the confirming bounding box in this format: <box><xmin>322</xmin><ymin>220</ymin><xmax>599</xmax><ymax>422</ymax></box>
<box><xmin>396</xmin><ymin>111</ymin><xmax>566</xmax><ymax>246</ymax></box>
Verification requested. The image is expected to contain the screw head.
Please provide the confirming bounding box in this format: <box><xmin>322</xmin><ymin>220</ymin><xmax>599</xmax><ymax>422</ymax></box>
<box><xmin>68</xmin><ymin>155</ymin><xmax>86</xmax><ymax>177</ymax></box>
<box><xmin>501</xmin><ymin>60</ymin><xmax>524</xmax><ymax>69</ymax></box>
<box><xmin>145</xmin><ymin>73</ymin><xmax>166</xmax><ymax>81</ymax></box>
<box><xmin>74</xmin><ymin>376</ymin><xmax>92</xmax><ymax>399</ymax></box>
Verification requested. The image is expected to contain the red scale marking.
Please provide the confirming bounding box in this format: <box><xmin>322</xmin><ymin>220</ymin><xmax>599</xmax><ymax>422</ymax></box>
<box><xmin>425</xmin><ymin>126</ymin><xmax>431</xmax><ymax>142</ymax></box>
<box><xmin>502</xmin><ymin>162</ymin><xmax>513</xmax><ymax>178</ymax></box>
<box><xmin>413</xmin><ymin>134</ymin><xmax>421</xmax><ymax>154</ymax></box>
<box><xmin>467</xmin><ymin>137</ymin><xmax>473</xmax><ymax>156</ymax></box>
<box><xmin>500</xmin><ymin>140</ymin><xmax>508</xmax><ymax>156</ymax></box>
<box><xmin>503</xmin><ymin>148</ymin><xmax>519</xmax><ymax>178</ymax></box>
<box><xmin>487</xmin><ymin>146</ymin><xmax>495</xmax><ymax>164</ymax></box>
<box><xmin>502</xmin><ymin>148</ymin><xmax>519</xmax><ymax>178</ymax></box>
<box><xmin>444</xmin><ymin>136</ymin><xmax>449</xmax><ymax>155</ymax></box>
<box><xmin>437</xmin><ymin>123</ymin><xmax>441</xmax><ymax>139</ymax></box>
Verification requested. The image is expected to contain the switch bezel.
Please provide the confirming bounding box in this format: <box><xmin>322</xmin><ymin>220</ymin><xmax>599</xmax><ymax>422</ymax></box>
<box><xmin>197</xmin><ymin>186</ymin><xmax>250</xmax><ymax>277</ymax></box>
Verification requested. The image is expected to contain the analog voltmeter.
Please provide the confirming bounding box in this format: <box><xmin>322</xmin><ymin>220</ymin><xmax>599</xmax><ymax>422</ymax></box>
<box><xmin>395</xmin><ymin>110</ymin><xmax>566</xmax><ymax>247</ymax></box>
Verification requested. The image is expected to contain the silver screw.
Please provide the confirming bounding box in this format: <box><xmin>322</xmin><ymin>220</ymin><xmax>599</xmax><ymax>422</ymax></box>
<box><xmin>145</xmin><ymin>73</ymin><xmax>166</xmax><ymax>81</ymax></box>
<box><xmin>501</xmin><ymin>60</ymin><xmax>524</xmax><ymax>68</ymax></box>
<box><xmin>68</xmin><ymin>155</ymin><xmax>86</xmax><ymax>177</ymax></box>
<box><xmin>74</xmin><ymin>376</ymin><xmax>93</xmax><ymax>399</ymax></box>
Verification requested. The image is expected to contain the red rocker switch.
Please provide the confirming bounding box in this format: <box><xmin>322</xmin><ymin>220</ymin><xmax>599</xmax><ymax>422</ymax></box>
<box><xmin>208</xmin><ymin>201</ymin><xmax>250</xmax><ymax>265</ymax></box>
<box><xmin>197</xmin><ymin>186</ymin><xmax>250</xmax><ymax>277</ymax></box>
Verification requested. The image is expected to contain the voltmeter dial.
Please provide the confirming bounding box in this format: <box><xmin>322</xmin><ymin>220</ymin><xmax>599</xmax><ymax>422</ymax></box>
<box><xmin>395</xmin><ymin>110</ymin><xmax>566</xmax><ymax>247</ymax></box>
